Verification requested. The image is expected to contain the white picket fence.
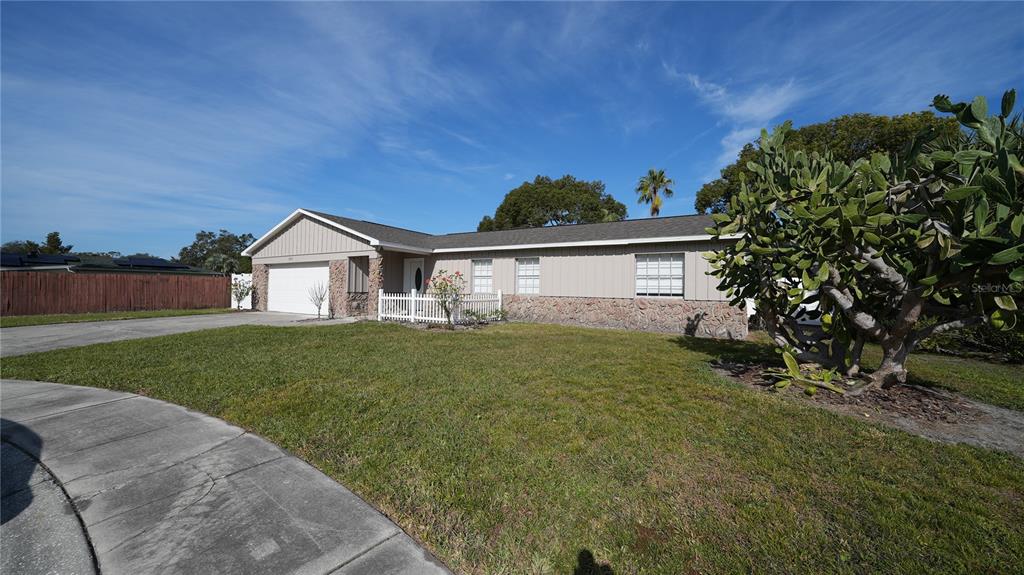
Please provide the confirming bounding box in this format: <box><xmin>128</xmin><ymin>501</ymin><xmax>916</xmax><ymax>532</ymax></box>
<box><xmin>378</xmin><ymin>289</ymin><xmax>502</xmax><ymax>324</ymax></box>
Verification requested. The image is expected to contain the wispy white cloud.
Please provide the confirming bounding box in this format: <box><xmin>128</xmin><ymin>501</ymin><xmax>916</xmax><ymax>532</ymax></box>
<box><xmin>664</xmin><ymin>63</ymin><xmax>806</xmax><ymax>173</ymax></box>
<box><xmin>1</xmin><ymin>3</ymin><xmax>497</xmax><ymax>251</ymax></box>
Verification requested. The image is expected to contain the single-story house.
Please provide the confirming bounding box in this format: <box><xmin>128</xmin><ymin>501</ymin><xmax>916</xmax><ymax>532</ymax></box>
<box><xmin>241</xmin><ymin>209</ymin><xmax>747</xmax><ymax>338</ymax></box>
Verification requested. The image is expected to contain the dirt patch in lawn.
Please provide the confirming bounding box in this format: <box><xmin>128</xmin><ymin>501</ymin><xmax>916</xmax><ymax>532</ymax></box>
<box><xmin>713</xmin><ymin>361</ymin><xmax>1024</xmax><ymax>458</ymax></box>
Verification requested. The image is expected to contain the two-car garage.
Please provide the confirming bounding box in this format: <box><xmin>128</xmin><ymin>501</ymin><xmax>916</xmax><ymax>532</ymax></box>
<box><xmin>266</xmin><ymin>262</ymin><xmax>329</xmax><ymax>314</ymax></box>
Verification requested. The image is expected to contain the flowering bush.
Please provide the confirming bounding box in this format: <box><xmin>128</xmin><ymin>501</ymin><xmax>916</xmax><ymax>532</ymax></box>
<box><xmin>426</xmin><ymin>269</ymin><xmax>466</xmax><ymax>328</ymax></box>
<box><xmin>231</xmin><ymin>277</ymin><xmax>253</xmax><ymax>310</ymax></box>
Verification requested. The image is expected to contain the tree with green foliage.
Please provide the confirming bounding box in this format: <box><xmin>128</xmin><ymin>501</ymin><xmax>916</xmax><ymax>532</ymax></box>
<box><xmin>478</xmin><ymin>175</ymin><xmax>626</xmax><ymax>231</ymax></box>
<box><xmin>706</xmin><ymin>89</ymin><xmax>1023</xmax><ymax>390</ymax></box>
<box><xmin>177</xmin><ymin>229</ymin><xmax>254</xmax><ymax>273</ymax></box>
<box><xmin>696</xmin><ymin>111</ymin><xmax>962</xmax><ymax>214</ymax></box>
<box><xmin>2</xmin><ymin>231</ymin><xmax>73</xmax><ymax>254</ymax></box>
<box><xmin>1</xmin><ymin>240</ymin><xmax>40</xmax><ymax>254</ymax></box>
<box><xmin>204</xmin><ymin>253</ymin><xmax>240</xmax><ymax>274</ymax></box>
<box><xmin>635</xmin><ymin>168</ymin><xmax>675</xmax><ymax>217</ymax></box>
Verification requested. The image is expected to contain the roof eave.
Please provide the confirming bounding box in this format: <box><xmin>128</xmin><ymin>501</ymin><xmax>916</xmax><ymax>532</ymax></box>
<box><xmin>429</xmin><ymin>233</ymin><xmax>740</xmax><ymax>254</ymax></box>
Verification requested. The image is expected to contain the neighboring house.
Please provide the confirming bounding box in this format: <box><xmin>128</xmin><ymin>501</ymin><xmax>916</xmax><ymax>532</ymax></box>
<box><xmin>241</xmin><ymin>209</ymin><xmax>747</xmax><ymax>338</ymax></box>
<box><xmin>0</xmin><ymin>253</ymin><xmax>220</xmax><ymax>275</ymax></box>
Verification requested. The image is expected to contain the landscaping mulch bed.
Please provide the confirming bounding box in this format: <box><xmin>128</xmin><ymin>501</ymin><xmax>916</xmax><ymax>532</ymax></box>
<box><xmin>713</xmin><ymin>360</ymin><xmax>1024</xmax><ymax>458</ymax></box>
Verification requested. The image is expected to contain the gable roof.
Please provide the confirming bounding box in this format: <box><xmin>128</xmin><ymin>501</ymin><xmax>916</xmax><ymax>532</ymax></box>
<box><xmin>242</xmin><ymin>208</ymin><xmax>729</xmax><ymax>256</ymax></box>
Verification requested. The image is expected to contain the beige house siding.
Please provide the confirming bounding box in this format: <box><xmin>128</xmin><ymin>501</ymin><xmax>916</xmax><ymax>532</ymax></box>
<box><xmin>250</xmin><ymin>216</ymin><xmax>375</xmax><ymax>263</ymax></box>
<box><xmin>381</xmin><ymin>251</ymin><xmax>406</xmax><ymax>292</ymax></box>
<box><xmin>425</xmin><ymin>240</ymin><xmax>729</xmax><ymax>301</ymax></box>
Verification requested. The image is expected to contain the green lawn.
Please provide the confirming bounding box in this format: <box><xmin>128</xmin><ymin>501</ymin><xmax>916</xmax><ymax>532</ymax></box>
<box><xmin>2</xmin><ymin>323</ymin><xmax>1021</xmax><ymax>574</ymax></box>
<box><xmin>694</xmin><ymin>332</ymin><xmax>1024</xmax><ymax>412</ymax></box>
<box><xmin>0</xmin><ymin>308</ymin><xmax>237</xmax><ymax>328</ymax></box>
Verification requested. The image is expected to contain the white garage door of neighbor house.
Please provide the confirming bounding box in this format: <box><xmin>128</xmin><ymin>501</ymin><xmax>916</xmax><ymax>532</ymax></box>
<box><xmin>268</xmin><ymin>263</ymin><xmax>330</xmax><ymax>315</ymax></box>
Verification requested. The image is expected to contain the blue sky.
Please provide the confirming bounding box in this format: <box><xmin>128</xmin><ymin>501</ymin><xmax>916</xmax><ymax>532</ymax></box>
<box><xmin>2</xmin><ymin>2</ymin><xmax>1022</xmax><ymax>257</ymax></box>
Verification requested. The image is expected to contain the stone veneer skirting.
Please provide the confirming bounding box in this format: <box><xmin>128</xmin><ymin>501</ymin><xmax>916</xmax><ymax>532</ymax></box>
<box><xmin>503</xmin><ymin>295</ymin><xmax>747</xmax><ymax>339</ymax></box>
<box><xmin>347</xmin><ymin>293</ymin><xmax>368</xmax><ymax>316</ymax></box>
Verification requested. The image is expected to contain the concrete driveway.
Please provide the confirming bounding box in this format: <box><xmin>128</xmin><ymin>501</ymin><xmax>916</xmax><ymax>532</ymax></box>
<box><xmin>1</xmin><ymin>379</ymin><xmax>451</xmax><ymax>575</ymax></box>
<box><xmin>0</xmin><ymin>312</ymin><xmax>355</xmax><ymax>357</ymax></box>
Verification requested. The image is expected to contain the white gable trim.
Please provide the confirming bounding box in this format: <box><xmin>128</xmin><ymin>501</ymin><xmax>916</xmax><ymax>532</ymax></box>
<box><xmin>430</xmin><ymin>233</ymin><xmax>741</xmax><ymax>253</ymax></box>
<box><xmin>241</xmin><ymin>209</ymin><xmax>380</xmax><ymax>256</ymax></box>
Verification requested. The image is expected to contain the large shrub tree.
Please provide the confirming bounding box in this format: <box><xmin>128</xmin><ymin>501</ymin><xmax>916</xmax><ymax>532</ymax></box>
<box><xmin>177</xmin><ymin>229</ymin><xmax>254</xmax><ymax>273</ymax></box>
<box><xmin>695</xmin><ymin>111</ymin><xmax>961</xmax><ymax>214</ymax></box>
<box><xmin>707</xmin><ymin>90</ymin><xmax>1023</xmax><ymax>388</ymax></box>
<box><xmin>2</xmin><ymin>231</ymin><xmax>73</xmax><ymax>254</ymax></box>
<box><xmin>478</xmin><ymin>175</ymin><xmax>626</xmax><ymax>231</ymax></box>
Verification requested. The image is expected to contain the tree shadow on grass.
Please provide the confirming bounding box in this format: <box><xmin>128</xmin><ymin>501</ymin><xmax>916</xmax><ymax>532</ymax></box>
<box><xmin>670</xmin><ymin>334</ymin><xmax>780</xmax><ymax>366</ymax></box>
<box><xmin>573</xmin><ymin>549</ymin><xmax>614</xmax><ymax>575</ymax></box>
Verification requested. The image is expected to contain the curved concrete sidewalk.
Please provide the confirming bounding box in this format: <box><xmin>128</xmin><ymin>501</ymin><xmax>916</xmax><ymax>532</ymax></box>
<box><xmin>0</xmin><ymin>312</ymin><xmax>357</xmax><ymax>358</ymax></box>
<box><xmin>0</xmin><ymin>379</ymin><xmax>450</xmax><ymax>575</ymax></box>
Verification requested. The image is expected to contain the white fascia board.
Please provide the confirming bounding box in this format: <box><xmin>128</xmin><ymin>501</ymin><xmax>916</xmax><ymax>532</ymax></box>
<box><xmin>430</xmin><ymin>233</ymin><xmax>741</xmax><ymax>254</ymax></box>
<box><xmin>241</xmin><ymin>208</ymin><xmax>381</xmax><ymax>256</ymax></box>
<box><xmin>377</xmin><ymin>241</ymin><xmax>432</xmax><ymax>255</ymax></box>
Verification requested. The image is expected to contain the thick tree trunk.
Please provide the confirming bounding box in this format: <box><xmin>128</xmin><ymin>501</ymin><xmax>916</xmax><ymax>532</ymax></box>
<box><xmin>869</xmin><ymin>339</ymin><xmax>911</xmax><ymax>387</ymax></box>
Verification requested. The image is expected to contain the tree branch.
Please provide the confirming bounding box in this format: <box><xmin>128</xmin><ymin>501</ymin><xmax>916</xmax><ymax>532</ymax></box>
<box><xmin>913</xmin><ymin>314</ymin><xmax>986</xmax><ymax>342</ymax></box>
<box><xmin>845</xmin><ymin>244</ymin><xmax>908</xmax><ymax>293</ymax></box>
<box><xmin>821</xmin><ymin>267</ymin><xmax>886</xmax><ymax>339</ymax></box>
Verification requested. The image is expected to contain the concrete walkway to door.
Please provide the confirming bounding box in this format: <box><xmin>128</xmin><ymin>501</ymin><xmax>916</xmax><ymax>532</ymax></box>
<box><xmin>0</xmin><ymin>379</ymin><xmax>451</xmax><ymax>575</ymax></box>
<box><xmin>0</xmin><ymin>312</ymin><xmax>357</xmax><ymax>358</ymax></box>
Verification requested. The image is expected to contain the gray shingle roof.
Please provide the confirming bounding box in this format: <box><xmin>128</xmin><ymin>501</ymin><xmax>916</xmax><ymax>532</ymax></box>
<box><xmin>307</xmin><ymin>209</ymin><xmax>715</xmax><ymax>251</ymax></box>
<box><xmin>307</xmin><ymin>210</ymin><xmax>435</xmax><ymax>248</ymax></box>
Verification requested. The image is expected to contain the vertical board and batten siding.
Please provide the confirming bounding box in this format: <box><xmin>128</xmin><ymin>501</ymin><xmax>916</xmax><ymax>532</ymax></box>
<box><xmin>425</xmin><ymin>240</ymin><xmax>730</xmax><ymax>300</ymax></box>
<box><xmin>1</xmin><ymin>272</ymin><xmax>230</xmax><ymax>316</ymax></box>
<box><xmin>250</xmin><ymin>216</ymin><xmax>373</xmax><ymax>260</ymax></box>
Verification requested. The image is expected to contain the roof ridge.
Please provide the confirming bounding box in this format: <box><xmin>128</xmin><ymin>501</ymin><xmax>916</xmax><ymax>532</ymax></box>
<box><xmin>437</xmin><ymin>213</ymin><xmax>710</xmax><ymax>238</ymax></box>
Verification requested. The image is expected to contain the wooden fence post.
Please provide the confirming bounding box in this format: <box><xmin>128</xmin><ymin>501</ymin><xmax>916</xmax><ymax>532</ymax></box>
<box><xmin>377</xmin><ymin>289</ymin><xmax>384</xmax><ymax>321</ymax></box>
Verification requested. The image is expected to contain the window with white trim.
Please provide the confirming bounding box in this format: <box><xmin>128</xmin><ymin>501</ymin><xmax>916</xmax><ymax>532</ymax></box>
<box><xmin>635</xmin><ymin>253</ymin><xmax>684</xmax><ymax>297</ymax></box>
<box><xmin>516</xmin><ymin>257</ymin><xmax>540</xmax><ymax>294</ymax></box>
<box><xmin>472</xmin><ymin>259</ymin><xmax>493</xmax><ymax>293</ymax></box>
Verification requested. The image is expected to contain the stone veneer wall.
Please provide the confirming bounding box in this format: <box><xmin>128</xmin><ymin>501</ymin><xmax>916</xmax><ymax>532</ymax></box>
<box><xmin>504</xmin><ymin>295</ymin><xmax>747</xmax><ymax>339</ymax></box>
<box><xmin>347</xmin><ymin>293</ymin><xmax>368</xmax><ymax>316</ymax></box>
<box><xmin>329</xmin><ymin>259</ymin><xmax>348</xmax><ymax>318</ymax></box>
<box><xmin>367</xmin><ymin>256</ymin><xmax>384</xmax><ymax>319</ymax></box>
<box><xmin>251</xmin><ymin>264</ymin><xmax>269</xmax><ymax>311</ymax></box>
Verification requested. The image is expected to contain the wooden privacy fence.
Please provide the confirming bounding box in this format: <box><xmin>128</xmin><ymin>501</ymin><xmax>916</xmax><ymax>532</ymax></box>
<box><xmin>378</xmin><ymin>289</ymin><xmax>502</xmax><ymax>324</ymax></box>
<box><xmin>1</xmin><ymin>272</ymin><xmax>231</xmax><ymax>316</ymax></box>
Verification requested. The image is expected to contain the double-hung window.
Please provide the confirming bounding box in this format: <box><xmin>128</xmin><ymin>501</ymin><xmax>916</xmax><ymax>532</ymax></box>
<box><xmin>635</xmin><ymin>253</ymin><xmax>684</xmax><ymax>297</ymax></box>
<box><xmin>472</xmin><ymin>259</ymin><xmax>493</xmax><ymax>293</ymax></box>
<box><xmin>516</xmin><ymin>257</ymin><xmax>540</xmax><ymax>294</ymax></box>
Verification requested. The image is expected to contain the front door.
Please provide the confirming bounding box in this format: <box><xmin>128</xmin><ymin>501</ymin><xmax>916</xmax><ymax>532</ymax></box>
<box><xmin>403</xmin><ymin>258</ymin><xmax>425</xmax><ymax>292</ymax></box>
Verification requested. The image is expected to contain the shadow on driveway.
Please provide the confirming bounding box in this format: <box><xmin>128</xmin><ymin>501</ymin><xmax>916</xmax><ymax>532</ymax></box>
<box><xmin>1</xmin><ymin>418</ymin><xmax>43</xmax><ymax>524</ymax></box>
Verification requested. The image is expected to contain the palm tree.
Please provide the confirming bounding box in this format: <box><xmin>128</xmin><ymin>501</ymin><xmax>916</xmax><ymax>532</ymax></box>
<box><xmin>635</xmin><ymin>168</ymin><xmax>674</xmax><ymax>217</ymax></box>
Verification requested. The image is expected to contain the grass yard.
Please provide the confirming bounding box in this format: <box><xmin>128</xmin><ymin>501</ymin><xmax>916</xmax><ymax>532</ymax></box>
<box><xmin>2</xmin><ymin>322</ymin><xmax>1022</xmax><ymax>574</ymax></box>
<box><xmin>0</xmin><ymin>307</ymin><xmax>237</xmax><ymax>328</ymax></box>
<box><xmin>691</xmin><ymin>332</ymin><xmax>1024</xmax><ymax>412</ymax></box>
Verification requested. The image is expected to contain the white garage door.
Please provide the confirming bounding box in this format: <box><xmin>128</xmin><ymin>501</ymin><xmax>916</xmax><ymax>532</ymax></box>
<box><xmin>268</xmin><ymin>263</ymin><xmax>330</xmax><ymax>315</ymax></box>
